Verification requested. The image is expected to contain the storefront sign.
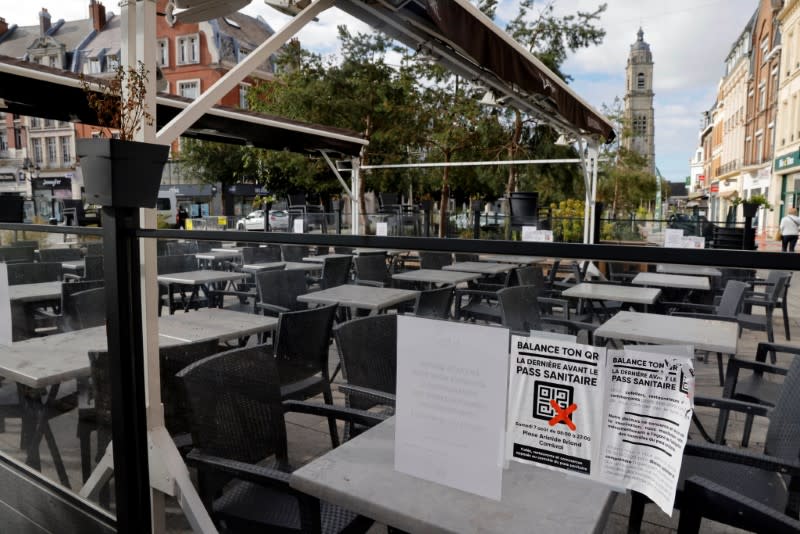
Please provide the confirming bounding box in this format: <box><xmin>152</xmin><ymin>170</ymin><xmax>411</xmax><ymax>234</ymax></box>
<box><xmin>775</xmin><ymin>150</ymin><xmax>800</xmax><ymax>172</ymax></box>
<box><xmin>32</xmin><ymin>176</ymin><xmax>71</xmax><ymax>190</ymax></box>
<box><xmin>710</xmin><ymin>183</ymin><xmax>719</xmax><ymax>193</ymax></box>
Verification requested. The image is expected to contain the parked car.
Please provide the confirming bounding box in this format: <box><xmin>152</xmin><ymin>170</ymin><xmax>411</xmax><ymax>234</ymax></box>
<box><xmin>236</xmin><ymin>210</ymin><xmax>289</xmax><ymax>231</ymax></box>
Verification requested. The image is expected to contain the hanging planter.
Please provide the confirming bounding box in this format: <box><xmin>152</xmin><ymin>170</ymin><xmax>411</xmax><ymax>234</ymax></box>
<box><xmin>77</xmin><ymin>138</ymin><xmax>169</xmax><ymax>208</ymax></box>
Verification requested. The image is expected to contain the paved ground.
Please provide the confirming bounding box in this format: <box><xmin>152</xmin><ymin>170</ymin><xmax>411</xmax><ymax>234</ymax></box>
<box><xmin>0</xmin><ymin>251</ymin><xmax>795</xmax><ymax>533</ymax></box>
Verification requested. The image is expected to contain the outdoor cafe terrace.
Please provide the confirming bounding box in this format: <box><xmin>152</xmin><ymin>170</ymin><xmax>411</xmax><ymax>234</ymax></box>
<box><xmin>0</xmin><ymin>222</ymin><xmax>798</xmax><ymax>534</ymax></box>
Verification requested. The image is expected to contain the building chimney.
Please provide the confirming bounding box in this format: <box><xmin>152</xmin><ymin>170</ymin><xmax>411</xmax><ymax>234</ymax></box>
<box><xmin>89</xmin><ymin>0</ymin><xmax>106</xmax><ymax>32</ymax></box>
<box><xmin>39</xmin><ymin>8</ymin><xmax>51</xmax><ymax>35</ymax></box>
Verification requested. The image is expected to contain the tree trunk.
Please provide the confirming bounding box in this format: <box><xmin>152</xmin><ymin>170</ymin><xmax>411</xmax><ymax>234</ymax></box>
<box><xmin>438</xmin><ymin>152</ymin><xmax>451</xmax><ymax>238</ymax></box>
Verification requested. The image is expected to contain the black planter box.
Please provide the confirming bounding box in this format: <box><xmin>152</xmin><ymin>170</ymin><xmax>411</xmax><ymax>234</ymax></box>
<box><xmin>77</xmin><ymin>138</ymin><xmax>169</xmax><ymax>208</ymax></box>
<box><xmin>741</xmin><ymin>202</ymin><xmax>759</xmax><ymax>218</ymax></box>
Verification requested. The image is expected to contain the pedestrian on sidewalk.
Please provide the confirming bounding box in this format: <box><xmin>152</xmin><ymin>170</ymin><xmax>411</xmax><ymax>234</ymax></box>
<box><xmin>779</xmin><ymin>207</ymin><xmax>800</xmax><ymax>252</ymax></box>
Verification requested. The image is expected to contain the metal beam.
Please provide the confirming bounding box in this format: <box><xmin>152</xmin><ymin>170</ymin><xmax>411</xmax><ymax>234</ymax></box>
<box><xmin>155</xmin><ymin>0</ymin><xmax>334</xmax><ymax>146</ymax></box>
<box><xmin>361</xmin><ymin>159</ymin><xmax>582</xmax><ymax>170</ymax></box>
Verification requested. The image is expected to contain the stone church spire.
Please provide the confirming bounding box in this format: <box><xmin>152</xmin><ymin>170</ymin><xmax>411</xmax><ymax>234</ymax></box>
<box><xmin>624</xmin><ymin>28</ymin><xmax>656</xmax><ymax>175</ymax></box>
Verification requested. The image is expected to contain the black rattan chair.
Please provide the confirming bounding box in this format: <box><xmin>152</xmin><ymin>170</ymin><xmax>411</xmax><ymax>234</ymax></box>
<box><xmin>281</xmin><ymin>244</ymin><xmax>312</xmax><ymax>262</ymax></box>
<box><xmin>353</xmin><ymin>253</ymin><xmax>388</xmax><ymax>287</ymax></box>
<box><xmin>738</xmin><ymin>271</ymin><xmax>791</xmax><ymax>346</ymax></box>
<box><xmin>241</xmin><ymin>245</ymin><xmax>282</xmax><ymax>264</ymax></box>
<box><xmin>412</xmin><ymin>284</ymin><xmax>454</xmax><ymax>319</ymax></box>
<box><xmin>334</xmin><ymin>314</ymin><xmax>397</xmax><ymax>438</ymax></box>
<box><xmin>39</xmin><ymin>247</ymin><xmax>82</xmax><ymax>263</ymax></box>
<box><xmin>255</xmin><ymin>269</ymin><xmax>308</xmax><ymax>317</ymax></box>
<box><xmin>419</xmin><ymin>251</ymin><xmax>452</xmax><ymax>270</ymax></box>
<box><xmin>177</xmin><ymin>346</ymin><xmax>381</xmax><ymax>533</ymax></box>
<box><xmin>273</xmin><ymin>304</ymin><xmax>340</xmax><ymax>445</ymax></box>
<box><xmin>308</xmin><ymin>255</ymin><xmax>352</xmax><ymax>290</ymax></box>
<box><xmin>628</xmin><ymin>354</ymin><xmax>800</xmax><ymax>534</ymax></box>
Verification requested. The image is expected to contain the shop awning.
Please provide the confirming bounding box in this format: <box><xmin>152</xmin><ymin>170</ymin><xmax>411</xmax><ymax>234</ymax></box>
<box><xmin>0</xmin><ymin>55</ymin><xmax>367</xmax><ymax>156</ymax></box>
<box><xmin>336</xmin><ymin>0</ymin><xmax>615</xmax><ymax>142</ymax></box>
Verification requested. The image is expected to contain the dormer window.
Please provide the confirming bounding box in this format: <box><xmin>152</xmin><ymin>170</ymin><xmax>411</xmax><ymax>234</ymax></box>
<box><xmin>107</xmin><ymin>54</ymin><xmax>119</xmax><ymax>71</ymax></box>
<box><xmin>84</xmin><ymin>57</ymin><xmax>102</xmax><ymax>74</ymax></box>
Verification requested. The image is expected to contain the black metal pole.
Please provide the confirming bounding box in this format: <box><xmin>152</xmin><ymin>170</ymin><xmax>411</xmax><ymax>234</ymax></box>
<box><xmin>472</xmin><ymin>206</ymin><xmax>481</xmax><ymax>239</ymax></box>
<box><xmin>102</xmin><ymin>206</ymin><xmax>152</xmax><ymax>533</ymax></box>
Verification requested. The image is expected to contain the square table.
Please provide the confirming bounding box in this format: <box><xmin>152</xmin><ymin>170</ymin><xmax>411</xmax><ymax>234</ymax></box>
<box><xmin>240</xmin><ymin>261</ymin><xmax>322</xmax><ymax>274</ymax></box>
<box><xmin>594</xmin><ymin>310</ymin><xmax>738</xmax><ymax>388</ymax></box>
<box><xmin>0</xmin><ymin>309</ymin><xmax>278</xmax><ymax>486</ymax></box>
<box><xmin>195</xmin><ymin>249</ymin><xmax>242</xmax><ymax>270</ymax></box>
<box><xmin>157</xmin><ymin>270</ymin><xmax>247</xmax><ymax>311</ymax></box>
<box><xmin>9</xmin><ymin>281</ymin><xmax>62</xmax><ymax>303</ymax></box>
<box><xmin>561</xmin><ymin>283</ymin><xmax>661</xmax><ymax>306</ymax></box>
<box><xmin>61</xmin><ymin>260</ymin><xmax>86</xmax><ymax>275</ymax></box>
<box><xmin>442</xmin><ymin>261</ymin><xmax>515</xmax><ymax>276</ymax></box>
<box><xmin>631</xmin><ymin>272</ymin><xmax>710</xmax><ymax>291</ymax></box>
<box><xmin>297</xmin><ymin>284</ymin><xmax>418</xmax><ymax>315</ymax></box>
<box><xmin>656</xmin><ymin>264</ymin><xmax>723</xmax><ymax>277</ymax></box>
<box><xmin>478</xmin><ymin>254</ymin><xmax>546</xmax><ymax>265</ymax></box>
<box><xmin>291</xmin><ymin>418</ymin><xmax>617</xmax><ymax>534</ymax></box>
<box><xmin>392</xmin><ymin>269</ymin><xmax>481</xmax><ymax>287</ymax></box>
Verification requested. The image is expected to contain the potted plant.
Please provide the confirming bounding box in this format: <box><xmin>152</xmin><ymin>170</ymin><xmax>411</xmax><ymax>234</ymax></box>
<box><xmin>76</xmin><ymin>61</ymin><xmax>169</xmax><ymax>208</ymax></box>
<box><xmin>740</xmin><ymin>194</ymin><xmax>772</xmax><ymax>218</ymax></box>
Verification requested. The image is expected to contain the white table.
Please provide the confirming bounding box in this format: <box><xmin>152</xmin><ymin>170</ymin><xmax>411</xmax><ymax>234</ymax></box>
<box><xmin>392</xmin><ymin>269</ymin><xmax>481</xmax><ymax>286</ymax></box>
<box><xmin>443</xmin><ymin>261</ymin><xmax>515</xmax><ymax>276</ymax></box>
<box><xmin>594</xmin><ymin>310</ymin><xmax>738</xmax><ymax>355</ymax></box>
<box><xmin>478</xmin><ymin>254</ymin><xmax>546</xmax><ymax>265</ymax></box>
<box><xmin>291</xmin><ymin>419</ymin><xmax>617</xmax><ymax>534</ymax></box>
<box><xmin>61</xmin><ymin>260</ymin><xmax>86</xmax><ymax>274</ymax></box>
<box><xmin>9</xmin><ymin>281</ymin><xmax>62</xmax><ymax>303</ymax></box>
<box><xmin>632</xmin><ymin>272</ymin><xmax>710</xmax><ymax>291</ymax></box>
<box><xmin>297</xmin><ymin>284</ymin><xmax>418</xmax><ymax>315</ymax></box>
<box><xmin>0</xmin><ymin>309</ymin><xmax>278</xmax><ymax>485</ymax></box>
<box><xmin>157</xmin><ymin>270</ymin><xmax>247</xmax><ymax>311</ymax></box>
<box><xmin>656</xmin><ymin>264</ymin><xmax>723</xmax><ymax>277</ymax></box>
<box><xmin>594</xmin><ymin>310</ymin><xmax>739</xmax><ymax>388</ymax></box>
<box><xmin>561</xmin><ymin>283</ymin><xmax>661</xmax><ymax>305</ymax></box>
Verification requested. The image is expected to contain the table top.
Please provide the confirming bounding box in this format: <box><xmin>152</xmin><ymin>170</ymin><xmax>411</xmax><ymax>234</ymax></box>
<box><xmin>297</xmin><ymin>284</ymin><xmax>418</xmax><ymax>311</ymax></box>
<box><xmin>291</xmin><ymin>419</ymin><xmax>616</xmax><ymax>534</ymax></box>
<box><xmin>442</xmin><ymin>262</ymin><xmax>515</xmax><ymax>275</ymax></box>
<box><xmin>632</xmin><ymin>272</ymin><xmax>710</xmax><ymax>291</ymax></box>
<box><xmin>61</xmin><ymin>260</ymin><xmax>85</xmax><ymax>272</ymax></box>
<box><xmin>594</xmin><ymin>310</ymin><xmax>739</xmax><ymax>354</ymax></box>
<box><xmin>656</xmin><ymin>264</ymin><xmax>723</xmax><ymax>277</ymax></box>
<box><xmin>561</xmin><ymin>283</ymin><xmax>661</xmax><ymax>305</ymax></box>
<box><xmin>9</xmin><ymin>281</ymin><xmax>62</xmax><ymax>303</ymax></box>
<box><xmin>0</xmin><ymin>309</ymin><xmax>278</xmax><ymax>389</ymax></box>
<box><xmin>157</xmin><ymin>270</ymin><xmax>246</xmax><ymax>285</ymax></box>
<box><xmin>478</xmin><ymin>254</ymin><xmax>546</xmax><ymax>265</ymax></box>
<box><xmin>392</xmin><ymin>269</ymin><xmax>481</xmax><ymax>285</ymax></box>
<box><xmin>195</xmin><ymin>250</ymin><xmax>242</xmax><ymax>261</ymax></box>
<box><xmin>302</xmin><ymin>254</ymin><xmax>354</xmax><ymax>263</ymax></box>
<box><xmin>240</xmin><ymin>262</ymin><xmax>321</xmax><ymax>274</ymax></box>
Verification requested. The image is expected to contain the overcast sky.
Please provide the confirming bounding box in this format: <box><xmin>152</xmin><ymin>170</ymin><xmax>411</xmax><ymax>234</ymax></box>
<box><xmin>1</xmin><ymin>0</ymin><xmax>759</xmax><ymax>182</ymax></box>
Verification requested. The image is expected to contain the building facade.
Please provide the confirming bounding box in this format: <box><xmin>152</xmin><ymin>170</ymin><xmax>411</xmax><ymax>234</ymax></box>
<box><xmin>0</xmin><ymin>1</ymin><xmax>277</xmax><ymax>220</ymax></box>
<box><xmin>623</xmin><ymin>28</ymin><xmax>656</xmax><ymax>176</ymax></box>
<box><xmin>743</xmin><ymin>0</ymin><xmax>783</xmax><ymax>231</ymax></box>
<box><xmin>774</xmin><ymin>0</ymin><xmax>800</xmax><ymax>218</ymax></box>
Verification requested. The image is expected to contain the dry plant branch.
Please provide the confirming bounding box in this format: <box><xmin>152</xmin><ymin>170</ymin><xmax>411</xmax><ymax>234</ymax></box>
<box><xmin>79</xmin><ymin>60</ymin><xmax>154</xmax><ymax>141</ymax></box>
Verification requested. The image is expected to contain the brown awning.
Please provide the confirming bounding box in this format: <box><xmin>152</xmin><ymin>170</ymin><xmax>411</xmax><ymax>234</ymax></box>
<box><xmin>337</xmin><ymin>0</ymin><xmax>615</xmax><ymax>143</ymax></box>
<box><xmin>0</xmin><ymin>55</ymin><xmax>367</xmax><ymax>156</ymax></box>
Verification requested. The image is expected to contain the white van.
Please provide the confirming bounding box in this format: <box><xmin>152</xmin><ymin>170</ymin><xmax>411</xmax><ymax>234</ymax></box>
<box><xmin>157</xmin><ymin>189</ymin><xmax>178</xmax><ymax>226</ymax></box>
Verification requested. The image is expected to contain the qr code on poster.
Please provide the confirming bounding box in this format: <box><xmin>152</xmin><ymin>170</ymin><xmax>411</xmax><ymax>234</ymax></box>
<box><xmin>533</xmin><ymin>381</ymin><xmax>574</xmax><ymax>422</ymax></box>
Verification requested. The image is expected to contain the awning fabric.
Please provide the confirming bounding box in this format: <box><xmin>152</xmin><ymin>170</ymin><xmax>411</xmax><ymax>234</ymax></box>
<box><xmin>0</xmin><ymin>55</ymin><xmax>366</xmax><ymax>156</ymax></box>
<box><xmin>337</xmin><ymin>0</ymin><xmax>615</xmax><ymax>142</ymax></box>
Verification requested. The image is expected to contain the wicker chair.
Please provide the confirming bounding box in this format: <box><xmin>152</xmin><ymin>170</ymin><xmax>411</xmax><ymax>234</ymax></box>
<box><xmin>628</xmin><ymin>354</ymin><xmax>800</xmax><ymax>533</ymax></box>
<box><xmin>738</xmin><ymin>271</ymin><xmax>790</xmax><ymax>345</ymax></box>
<box><xmin>39</xmin><ymin>247</ymin><xmax>82</xmax><ymax>263</ymax></box>
<box><xmin>254</xmin><ymin>268</ymin><xmax>308</xmax><ymax>317</ymax></box>
<box><xmin>419</xmin><ymin>251</ymin><xmax>452</xmax><ymax>270</ymax></box>
<box><xmin>273</xmin><ymin>304</ymin><xmax>340</xmax><ymax>446</ymax></box>
<box><xmin>412</xmin><ymin>284</ymin><xmax>454</xmax><ymax>319</ymax></box>
<box><xmin>307</xmin><ymin>255</ymin><xmax>352</xmax><ymax>291</ymax></box>
<box><xmin>334</xmin><ymin>314</ymin><xmax>397</xmax><ymax>438</ymax></box>
<box><xmin>353</xmin><ymin>253</ymin><xmax>388</xmax><ymax>287</ymax></box>
<box><xmin>280</xmin><ymin>244</ymin><xmax>312</xmax><ymax>262</ymax></box>
<box><xmin>177</xmin><ymin>346</ymin><xmax>381</xmax><ymax>533</ymax></box>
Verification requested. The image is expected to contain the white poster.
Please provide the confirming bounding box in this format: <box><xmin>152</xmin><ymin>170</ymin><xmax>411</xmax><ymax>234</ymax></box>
<box><xmin>293</xmin><ymin>218</ymin><xmax>304</xmax><ymax>233</ymax></box>
<box><xmin>521</xmin><ymin>226</ymin><xmax>537</xmax><ymax>241</ymax></box>
<box><xmin>601</xmin><ymin>348</ymin><xmax>694</xmax><ymax>514</ymax></box>
<box><xmin>396</xmin><ymin>317</ymin><xmax>509</xmax><ymax>500</ymax></box>
<box><xmin>506</xmin><ymin>336</ymin><xmax>606</xmax><ymax>477</ymax></box>
<box><xmin>531</xmin><ymin>230</ymin><xmax>554</xmax><ymax>242</ymax></box>
<box><xmin>376</xmin><ymin>221</ymin><xmax>389</xmax><ymax>236</ymax></box>
<box><xmin>663</xmin><ymin>229</ymin><xmax>684</xmax><ymax>248</ymax></box>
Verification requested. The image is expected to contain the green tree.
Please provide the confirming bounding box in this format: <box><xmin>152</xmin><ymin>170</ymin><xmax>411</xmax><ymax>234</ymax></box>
<box><xmin>597</xmin><ymin>97</ymin><xmax>656</xmax><ymax>216</ymax></box>
<box><xmin>177</xmin><ymin>139</ymin><xmax>260</xmax><ymax>214</ymax></box>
